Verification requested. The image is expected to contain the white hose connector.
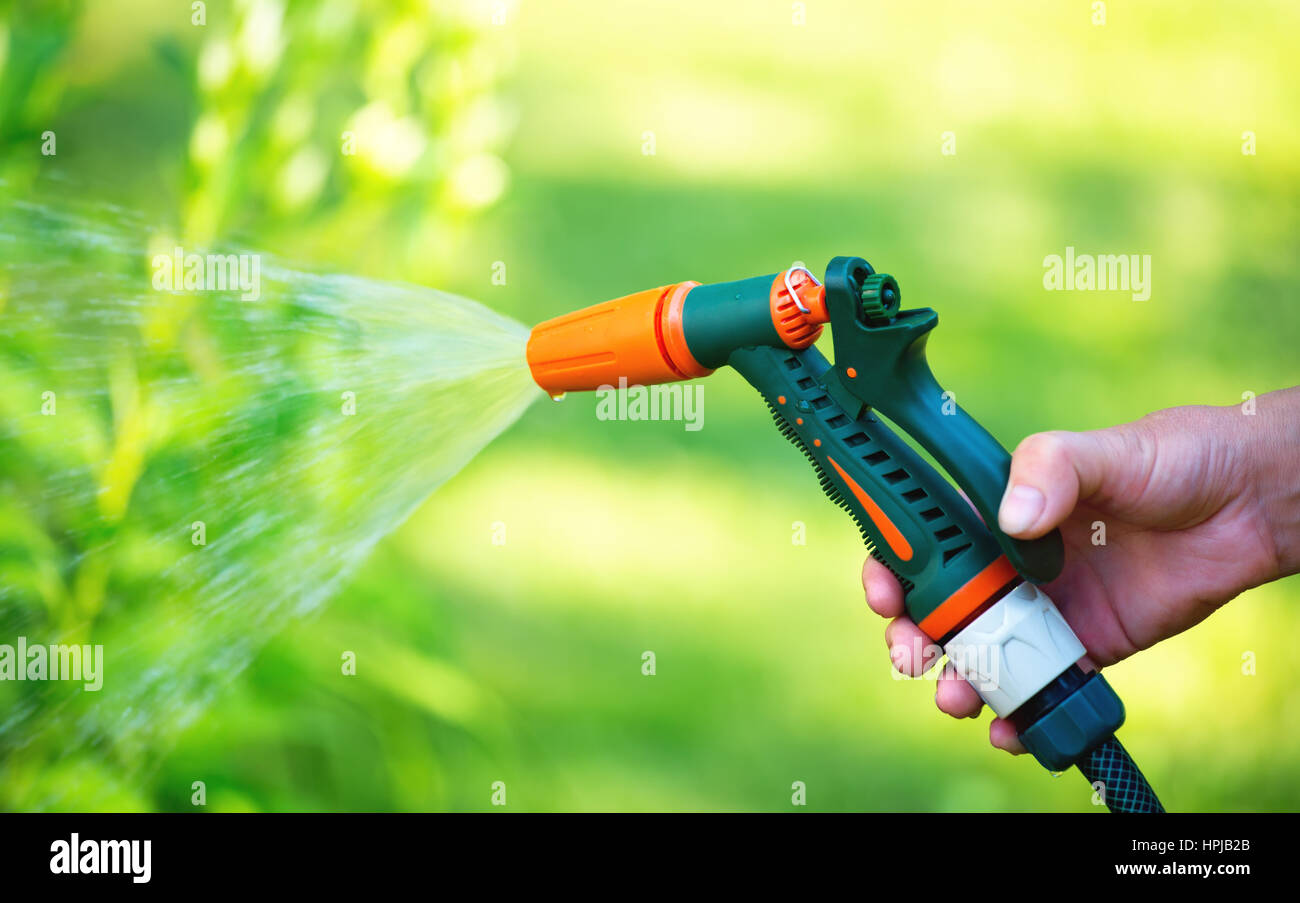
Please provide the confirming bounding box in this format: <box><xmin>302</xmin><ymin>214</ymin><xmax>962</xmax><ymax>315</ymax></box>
<box><xmin>942</xmin><ymin>582</ymin><xmax>1085</xmax><ymax>718</ymax></box>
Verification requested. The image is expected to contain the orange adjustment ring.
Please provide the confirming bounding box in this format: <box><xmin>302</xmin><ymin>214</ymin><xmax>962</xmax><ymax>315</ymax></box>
<box><xmin>769</xmin><ymin>268</ymin><xmax>829</xmax><ymax>350</ymax></box>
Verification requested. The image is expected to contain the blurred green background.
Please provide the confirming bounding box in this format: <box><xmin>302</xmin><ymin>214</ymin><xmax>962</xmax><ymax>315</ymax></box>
<box><xmin>2</xmin><ymin>0</ymin><xmax>1298</xmax><ymax>811</ymax></box>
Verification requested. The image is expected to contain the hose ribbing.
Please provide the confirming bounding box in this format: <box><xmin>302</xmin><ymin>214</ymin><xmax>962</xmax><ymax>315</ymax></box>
<box><xmin>1078</xmin><ymin>736</ymin><xmax>1165</xmax><ymax>813</ymax></box>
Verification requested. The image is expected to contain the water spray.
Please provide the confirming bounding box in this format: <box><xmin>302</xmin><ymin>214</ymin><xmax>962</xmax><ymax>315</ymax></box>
<box><xmin>526</xmin><ymin>256</ymin><xmax>1163</xmax><ymax>813</ymax></box>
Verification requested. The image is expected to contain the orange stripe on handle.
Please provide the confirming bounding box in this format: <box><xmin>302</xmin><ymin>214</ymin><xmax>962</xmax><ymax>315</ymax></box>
<box><xmin>917</xmin><ymin>555</ymin><xmax>1019</xmax><ymax>641</ymax></box>
<box><xmin>826</xmin><ymin>456</ymin><xmax>913</xmax><ymax>562</ymax></box>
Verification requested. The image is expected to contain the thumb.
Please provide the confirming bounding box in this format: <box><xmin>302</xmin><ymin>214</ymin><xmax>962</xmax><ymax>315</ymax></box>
<box><xmin>998</xmin><ymin>430</ymin><xmax>1110</xmax><ymax>539</ymax></box>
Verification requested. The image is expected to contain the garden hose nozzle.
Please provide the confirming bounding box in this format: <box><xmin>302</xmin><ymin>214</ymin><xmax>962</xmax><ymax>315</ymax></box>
<box><xmin>527</xmin><ymin>257</ymin><xmax>1164</xmax><ymax>813</ymax></box>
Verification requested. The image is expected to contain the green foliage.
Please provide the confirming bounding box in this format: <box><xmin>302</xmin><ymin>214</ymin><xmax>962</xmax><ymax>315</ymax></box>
<box><xmin>2</xmin><ymin>0</ymin><xmax>1298</xmax><ymax>811</ymax></box>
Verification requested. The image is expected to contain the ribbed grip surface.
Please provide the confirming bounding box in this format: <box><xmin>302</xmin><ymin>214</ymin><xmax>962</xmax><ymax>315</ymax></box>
<box><xmin>728</xmin><ymin>342</ymin><xmax>1007</xmax><ymax>626</ymax></box>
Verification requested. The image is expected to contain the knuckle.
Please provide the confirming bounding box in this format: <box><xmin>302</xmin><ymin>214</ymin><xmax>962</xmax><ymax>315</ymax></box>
<box><xmin>1014</xmin><ymin>430</ymin><xmax>1070</xmax><ymax>466</ymax></box>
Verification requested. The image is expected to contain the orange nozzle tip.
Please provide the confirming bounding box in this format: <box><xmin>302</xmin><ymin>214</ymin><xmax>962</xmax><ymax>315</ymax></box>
<box><xmin>527</xmin><ymin>282</ymin><xmax>710</xmax><ymax>395</ymax></box>
<box><xmin>770</xmin><ymin>270</ymin><xmax>829</xmax><ymax>350</ymax></box>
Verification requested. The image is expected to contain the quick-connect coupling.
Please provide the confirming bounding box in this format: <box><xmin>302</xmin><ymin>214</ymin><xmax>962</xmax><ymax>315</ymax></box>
<box><xmin>944</xmin><ymin>582</ymin><xmax>1085</xmax><ymax>718</ymax></box>
<box><xmin>1015</xmin><ymin>669</ymin><xmax>1126</xmax><ymax>772</ymax></box>
<box><xmin>942</xmin><ymin>582</ymin><xmax>1124</xmax><ymax>771</ymax></box>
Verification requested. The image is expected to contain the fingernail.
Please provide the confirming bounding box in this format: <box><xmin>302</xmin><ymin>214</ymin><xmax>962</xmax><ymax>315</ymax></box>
<box><xmin>998</xmin><ymin>484</ymin><xmax>1045</xmax><ymax>535</ymax></box>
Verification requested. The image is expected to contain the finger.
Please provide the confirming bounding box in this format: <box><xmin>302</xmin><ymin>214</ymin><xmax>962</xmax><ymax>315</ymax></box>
<box><xmin>884</xmin><ymin>616</ymin><xmax>937</xmax><ymax>677</ymax></box>
<box><xmin>863</xmin><ymin>557</ymin><xmax>905</xmax><ymax>618</ymax></box>
<box><xmin>934</xmin><ymin>662</ymin><xmax>983</xmax><ymax>718</ymax></box>
<box><xmin>989</xmin><ymin>717</ymin><xmax>1028</xmax><ymax>755</ymax></box>
<box><xmin>998</xmin><ymin>430</ymin><xmax>1110</xmax><ymax>539</ymax></box>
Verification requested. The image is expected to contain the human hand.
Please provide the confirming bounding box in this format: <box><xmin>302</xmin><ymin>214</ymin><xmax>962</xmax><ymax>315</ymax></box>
<box><xmin>864</xmin><ymin>387</ymin><xmax>1300</xmax><ymax>754</ymax></box>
